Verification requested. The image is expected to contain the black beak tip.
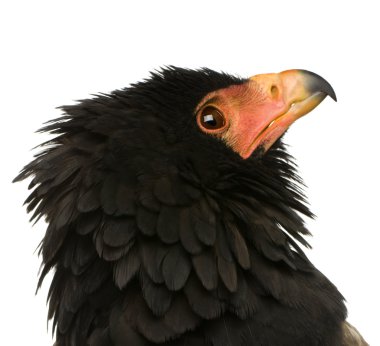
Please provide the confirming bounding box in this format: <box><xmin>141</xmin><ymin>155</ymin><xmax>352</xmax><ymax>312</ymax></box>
<box><xmin>299</xmin><ymin>69</ymin><xmax>337</xmax><ymax>102</ymax></box>
<box><xmin>329</xmin><ymin>89</ymin><xmax>337</xmax><ymax>102</ymax></box>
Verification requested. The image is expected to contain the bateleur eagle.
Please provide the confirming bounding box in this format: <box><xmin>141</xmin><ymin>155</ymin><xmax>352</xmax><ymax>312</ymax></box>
<box><xmin>15</xmin><ymin>67</ymin><xmax>368</xmax><ymax>345</ymax></box>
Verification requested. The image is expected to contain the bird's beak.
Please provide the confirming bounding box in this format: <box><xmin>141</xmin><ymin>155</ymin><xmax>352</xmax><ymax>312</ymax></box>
<box><xmin>242</xmin><ymin>69</ymin><xmax>336</xmax><ymax>157</ymax></box>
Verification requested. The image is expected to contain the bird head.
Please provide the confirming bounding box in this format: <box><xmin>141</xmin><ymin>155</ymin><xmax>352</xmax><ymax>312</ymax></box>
<box><xmin>194</xmin><ymin>69</ymin><xmax>336</xmax><ymax>158</ymax></box>
<box><xmin>84</xmin><ymin>67</ymin><xmax>335</xmax><ymax>183</ymax></box>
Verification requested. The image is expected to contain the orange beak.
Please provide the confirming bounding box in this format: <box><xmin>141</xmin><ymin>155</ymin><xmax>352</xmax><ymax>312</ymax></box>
<box><xmin>239</xmin><ymin>69</ymin><xmax>336</xmax><ymax>157</ymax></box>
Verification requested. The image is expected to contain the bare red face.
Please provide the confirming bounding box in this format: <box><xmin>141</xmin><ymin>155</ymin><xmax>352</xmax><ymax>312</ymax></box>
<box><xmin>196</xmin><ymin>69</ymin><xmax>336</xmax><ymax>158</ymax></box>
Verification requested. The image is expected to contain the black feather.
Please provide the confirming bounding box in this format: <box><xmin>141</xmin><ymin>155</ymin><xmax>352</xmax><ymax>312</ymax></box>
<box><xmin>100</xmin><ymin>175</ymin><xmax>118</xmax><ymax>215</ymax></box>
<box><xmin>193</xmin><ymin>199</ymin><xmax>216</xmax><ymax>246</ymax></box>
<box><xmin>76</xmin><ymin>211</ymin><xmax>102</xmax><ymax>236</ymax></box>
<box><xmin>115</xmin><ymin>183</ymin><xmax>136</xmax><ymax>215</ymax></box>
<box><xmin>77</xmin><ymin>186</ymin><xmax>100</xmax><ymax>213</ymax></box>
<box><xmin>163</xmin><ymin>294</ymin><xmax>200</xmax><ymax>334</ymax></box>
<box><xmin>140</xmin><ymin>239</ymin><xmax>168</xmax><ymax>284</ymax></box>
<box><xmin>109</xmin><ymin>304</ymin><xmax>150</xmax><ymax>346</ymax></box>
<box><xmin>162</xmin><ymin>244</ymin><xmax>191</xmax><ymax>291</ymax></box>
<box><xmin>179</xmin><ymin>207</ymin><xmax>203</xmax><ymax>254</ymax></box>
<box><xmin>122</xmin><ymin>286</ymin><xmax>177</xmax><ymax>343</ymax></box>
<box><xmin>138</xmin><ymin>186</ymin><xmax>161</xmax><ymax>212</ymax></box>
<box><xmin>102</xmin><ymin>217</ymin><xmax>136</xmax><ymax>247</ymax></box>
<box><xmin>192</xmin><ymin>251</ymin><xmax>218</xmax><ymax>291</ymax></box>
<box><xmin>141</xmin><ymin>272</ymin><xmax>173</xmax><ymax>316</ymax></box>
<box><xmin>154</xmin><ymin>175</ymin><xmax>178</xmax><ymax>205</ymax></box>
<box><xmin>224</xmin><ymin>221</ymin><xmax>250</xmax><ymax>270</ymax></box>
<box><xmin>157</xmin><ymin>206</ymin><xmax>180</xmax><ymax>244</ymax></box>
<box><xmin>184</xmin><ymin>274</ymin><xmax>225</xmax><ymax>319</ymax></box>
<box><xmin>136</xmin><ymin>207</ymin><xmax>158</xmax><ymax>236</ymax></box>
<box><xmin>217</xmin><ymin>256</ymin><xmax>237</xmax><ymax>293</ymax></box>
<box><xmin>113</xmin><ymin>246</ymin><xmax>140</xmax><ymax>289</ymax></box>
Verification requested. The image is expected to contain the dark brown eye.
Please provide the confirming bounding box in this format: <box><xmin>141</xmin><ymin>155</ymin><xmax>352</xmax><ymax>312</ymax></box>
<box><xmin>199</xmin><ymin>106</ymin><xmax>226</xmax><ymax>131</ymax></box>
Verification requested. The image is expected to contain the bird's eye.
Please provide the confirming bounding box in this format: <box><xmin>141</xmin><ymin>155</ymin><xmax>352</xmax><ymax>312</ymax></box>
<box><xmin>198</xmin><ymin>106</ymin><xmax>226</xmax><ymax>131</ymax></box>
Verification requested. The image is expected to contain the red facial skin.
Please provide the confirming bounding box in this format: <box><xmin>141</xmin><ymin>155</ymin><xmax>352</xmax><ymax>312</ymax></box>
<box><xmin>196</xmin><ymin>70</ymin><xmax>332</xmax><ymax>159</ymax></box>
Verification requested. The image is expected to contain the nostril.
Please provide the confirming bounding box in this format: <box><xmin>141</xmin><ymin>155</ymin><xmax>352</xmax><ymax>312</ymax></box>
<box><xmin>270</xmin><ymin>85</ymin><xmax>279</xmax><ymax>98</ymax></box>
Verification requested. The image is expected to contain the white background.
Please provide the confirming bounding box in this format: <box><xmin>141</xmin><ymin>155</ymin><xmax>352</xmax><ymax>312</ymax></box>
<box><xmin>1</xmin><ymin>1</ymin><xmax>379</xmax><ymax>345</ymax></box>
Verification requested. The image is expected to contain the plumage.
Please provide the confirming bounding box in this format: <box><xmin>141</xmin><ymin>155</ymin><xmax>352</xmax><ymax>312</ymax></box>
<box><xmin>224</xmin><ymin>221</ymin><xmax>250</xmax><ymax>270</ymax></box>
<box><xmin>100</xmin><ymin>175</ymin><xmax>119</xmax><ymax>215</ymax></box>
<box><xmin>140</xmin><ymin>239</ymin><xmax>167</xmax><ymax>284</ymax></box>
<box><xmin>136</xmin><ymin>206</ymin><xmax>158</xmax><ymax>236</ymax></box>
<box><xmin>192</xmin><ymin>251</ymin><xmax>219</xmax><ymax>291</ymax></box>
<box><xmin>193</xmin><ymin>199</ymin><xmax>217</xmax><ymax>246</ymax></box>
<box><xmin>217</xmin><ymin>256</ymin><xmax>237</xmax><ymax>293</ymax></box>
<box><xmin>102</xmin><ymin>217</ymin><xmax>136</xmax><ymax>247</ymax></box>
<box><xmin>113</xmin><ymin>245</ymin><xmax>140</xmax><ymax>289</ymax></box>
<box><xmin>15</xmin><ymin>66</ymin><xmax>368</xmax><ymax>345</ymax></box>
<box><xmin>77</xmin><ymin>188</ymin><xmax>100</xmax><ymax>212</ymax></box>
<box><xmin>179</xmin><ymin>207</ymin><xmax>204</xmax><ymax>254</ymax></box>
<box><xmin>184</xmin><ymin>274</ymin><xmax>225</xmax><ymax>320</ymax></box>
<box><xmin>163</xmin><ymin>294</ymin><xmax>200</xmax><ymax>334</ymax></box>
<box><xmin>162</xmin><ymin>244</ymin><xmax>191</xmax><ymax>291</ymax></box>
<box><xmin>141</xmin><ymin>272</ymin><xmax>173</xmax><ymax>316</ymax></box>
<box><xmin>76</xmin><ymin>211</ymin><xmax>102</xmax><ymax>236</ymax></box>
<box><xmin>157</xmin><ymin>206</ymin><xmax>181</xmax><ymax>244</ymax></box>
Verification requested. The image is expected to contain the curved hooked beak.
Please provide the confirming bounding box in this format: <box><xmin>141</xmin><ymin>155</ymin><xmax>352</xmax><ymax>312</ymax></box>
<box><xmin>242</xmin><ymin>69</ymin><xmax>336</xmax><ymax>157</ymax></box>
